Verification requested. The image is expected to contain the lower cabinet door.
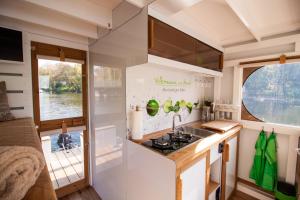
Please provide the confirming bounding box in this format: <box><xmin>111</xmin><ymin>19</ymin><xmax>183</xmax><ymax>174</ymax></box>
<box><xmin>180</xmin><ymin>157</ymin><xmax>207</xmax><ymax>200</ymax></box>
<box><xmin>224</xmin><ymin>135</ymin><xmax>238</xmax><ymax>200</ymax></box>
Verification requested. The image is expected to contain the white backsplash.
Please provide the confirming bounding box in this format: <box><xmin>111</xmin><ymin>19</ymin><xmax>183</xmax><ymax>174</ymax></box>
<box><xmin>126</xmin><ymin>64</ymin><xmax>214</xmax><ymax>135</ymax></box>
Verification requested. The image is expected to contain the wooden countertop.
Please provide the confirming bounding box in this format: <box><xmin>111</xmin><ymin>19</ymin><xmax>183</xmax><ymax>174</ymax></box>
<box><xmin>130</xmin><ymin>120</ymin><xmax>242</xmax><ymax>170</ymax></box>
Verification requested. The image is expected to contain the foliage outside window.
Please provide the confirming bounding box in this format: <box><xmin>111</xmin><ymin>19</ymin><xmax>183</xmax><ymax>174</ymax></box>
<box><xmin>242</xmin><ymin>62</ymin><xmax>300</xmax><ymax>126</ymax></box>
<box><xmin>38</xmin><ymin>59</ymin><xmax>83</xmax><ymax>121</ymax></box>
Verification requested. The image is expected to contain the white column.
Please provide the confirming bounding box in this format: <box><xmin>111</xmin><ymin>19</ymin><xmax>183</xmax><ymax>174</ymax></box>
<box><xmin>232</xmin><ymin>65</ymin><xmax>243</xmax><ymax>121</ymax></box>
<box><xmin>213</xmin><ymin>76</ymin><xmax>221</xmax><ymax>103</ymax></box>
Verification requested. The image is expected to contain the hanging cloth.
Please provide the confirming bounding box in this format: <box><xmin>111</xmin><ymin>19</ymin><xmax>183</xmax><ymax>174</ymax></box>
<box><xmin>249</xmin><ymin>130</ymin><xmax>267</xmax><ymax>186</ymax></box>
<box><xmin>261</xmin><ymin>131</ymin><xmax>278</xmax><ymax>191</ymax></box>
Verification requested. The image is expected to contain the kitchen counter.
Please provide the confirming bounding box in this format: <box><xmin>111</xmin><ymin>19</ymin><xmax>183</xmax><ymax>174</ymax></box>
<box><xmin>130</xmin><ymin>120</ymin><xmax>242</xmax><ymax>170</ymax></box>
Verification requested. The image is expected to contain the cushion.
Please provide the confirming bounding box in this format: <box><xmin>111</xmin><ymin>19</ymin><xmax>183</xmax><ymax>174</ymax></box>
<box><xmin>0</xmin><ymin>81</ymin><xmax>15</xmax><ymax>122</ymax></box>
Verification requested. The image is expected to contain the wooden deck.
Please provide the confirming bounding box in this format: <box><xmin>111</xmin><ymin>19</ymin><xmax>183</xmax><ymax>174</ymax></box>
<box><xmin>42</xmin><ymin>138</ymin><xmax>84</xmax><ymax>189</ymax></box>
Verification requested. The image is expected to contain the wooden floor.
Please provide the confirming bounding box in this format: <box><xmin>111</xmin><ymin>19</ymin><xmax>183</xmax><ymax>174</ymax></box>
<box><xmin>59</xmin><ymin>186</ymin><xmax>101</xmax><ymax>200</ymax></box>
<box><xmin>229</xmin><ymin>190</ymin><xmax>259</xmax><ymax>200</ymax></box>
<box><xmin>42</xmin><ymin>143</ymin><xmax>84</xmax><ymax>189</ymax></box>
<box><xmin>59</xmin><ymin>187</ymin><xmax>256</xmax><ymax>200</ymax></box>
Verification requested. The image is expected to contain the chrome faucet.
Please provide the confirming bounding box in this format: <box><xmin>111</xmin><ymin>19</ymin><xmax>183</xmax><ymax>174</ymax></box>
<box><xmin>172</xmin><ymin>113</ymin><xmax>182</xmax><ymax>132</ymax></box>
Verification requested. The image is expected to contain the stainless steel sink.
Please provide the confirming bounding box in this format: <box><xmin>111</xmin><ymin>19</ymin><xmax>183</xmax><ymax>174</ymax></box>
<box><xmin>176</xmin><ymin>126</ymin><xmax>216</xmax><ymax>139</ymax></box>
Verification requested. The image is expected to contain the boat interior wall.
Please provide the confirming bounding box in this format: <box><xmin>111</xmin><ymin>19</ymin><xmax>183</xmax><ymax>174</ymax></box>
<box><xmin>220</xmin><ymin>53</ymin><xmax>300</xmax><ymax>187</ymax></box>
<box><xmin>0</xmin><ymin>16</ymin><xmax>89</xmax><ymax>118</ymax></box>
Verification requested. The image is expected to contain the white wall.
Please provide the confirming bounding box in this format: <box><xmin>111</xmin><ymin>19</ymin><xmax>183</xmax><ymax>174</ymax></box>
<box><xmin>220</xmin><ymin>67</ymin><xmax>233</xmax><ymax>104</ymax></box>
<box><xmin>220</xmin><ymin>63</ymin><xmax>299</xmax><ymax>183</ymax></box>
<box><xmin>238</xmin><ymin>129</ymin><xmax>289</xmax><ymax>180</ymax></box>
<box><xmin>0</xmin><ymin>16</ymin><xmax>88</xmax><ymax>118</ymax></box>
<box><xmin>126</xmin><ymin>64</ymin><xmax>214</xmax><ymax>135</ymax></box>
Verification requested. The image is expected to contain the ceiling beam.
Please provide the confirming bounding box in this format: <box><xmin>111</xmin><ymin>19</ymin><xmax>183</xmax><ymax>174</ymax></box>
<box><xmin>225</xmin><ymin>0</ymin><xmax>261</xmax><ymax>41</ymax></box>
<box><xmin>225</xmin><ymin>34</ymin><xmax>300</xmax><ymax>54</ymax></box>
<box><xmin>0</xmin><ymin>0</ymin><xmax>98</xmax><ymax>38</ymax></box>
<box><xmin>24</xmin><ymin>0</ymin><xmax>112</xmax><ymax>28</ymax></box>
<box><xmin>150</xmin><ymin>0</ymin><xmax>204</xmax><ymax>16</ymax></box>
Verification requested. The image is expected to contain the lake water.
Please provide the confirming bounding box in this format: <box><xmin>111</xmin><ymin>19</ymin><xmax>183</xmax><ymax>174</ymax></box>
<box><xmin>40</xmin><ymin>92</ymin><xmax>83</xmax><ymax>151</ymax></box>
<box><xmin>40</xmin><ymin>92</ymin><xmax>82</xmax><ymax>121</ymax></box>
<box><xmin>243</xmin><ymin>97</ymin><xmax>300</xmax><ymax>126</ymax></box>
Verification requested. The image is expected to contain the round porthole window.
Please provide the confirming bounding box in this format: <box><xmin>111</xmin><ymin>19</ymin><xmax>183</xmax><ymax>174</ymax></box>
<box><xmin>242</xmin><ymin>62</ymin><xmax>300</xmax><ymax>126</ymax></box>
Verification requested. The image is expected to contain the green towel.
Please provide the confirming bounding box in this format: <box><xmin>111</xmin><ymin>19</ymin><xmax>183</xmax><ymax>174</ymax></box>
<box><xmin>249</xmin><ymin>130</ymin><xmax>267</xmax><ymax>186</ymax></box>
<box><xmin>261</xmin><ymin>131</ymin><xmax>278</xmax><ymax>191</ymax></box>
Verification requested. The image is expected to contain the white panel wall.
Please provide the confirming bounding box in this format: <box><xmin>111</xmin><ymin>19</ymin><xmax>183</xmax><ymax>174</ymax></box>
<box><xmin>0</xmin><ymin>16</ymin><xmax>88</xmax><ymax>118</ymax></box>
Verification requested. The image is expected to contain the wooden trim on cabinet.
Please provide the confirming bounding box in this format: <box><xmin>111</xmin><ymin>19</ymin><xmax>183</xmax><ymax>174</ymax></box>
<box><xmin>224</xmin><ymin>144</ymin><xmax>230</xmax><ymax>162</ymax></box>
<box><xmin>175</xmin><ymin>150</ymin><xmax>209</xmax><ymax>200</ymax></box>
<box><xmin>221</xmin><ymin>140</ymin><xmax>226</xmax><ymax>200</ymax></box>
<box><xmin>225</xmin><ymin>131</ymin><xmax>239</xmax><ymax>143</ymax></box>
<box><xmin>148</xmin><ymin>17</ymin><xmax>154</xmax><ymax>49</ymax></box>
<box><xmin>205</xmin><ymin>150</ymin><xmax>211</xmax><ymax>200</ymax></box>
<box><xmin>176</xmin><ymin>150</ymin><xmax>208</xmax><ymax>176</ymax></box>
<box><xmin>176</xmin><ymin>176</ymin><xmax>182</xmax><ymax>200</ymax></box>
<box><xmin>221</xmin><ymin>132</ymin><xmax>240</xmax><ymax>200</ymax></box>
<box><xmin>219</xmin><ymin>54</ymin><xmax>224</xmax><ymax>70</ymax></box>
<box><xmin>148</xmin><ymin>16</ymin><xmax>223</xmax><ymax>72</ymax></box>
<box><xmin>235</xmin><ymin>133</ymin><xmax>240</xmax><ymax>190</ymax></box>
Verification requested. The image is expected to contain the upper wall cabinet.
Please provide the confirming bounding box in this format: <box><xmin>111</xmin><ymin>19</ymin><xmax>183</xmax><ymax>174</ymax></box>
<box><xmin>148</xmin><ymin>16</ymin><xmax>223</xmax><ymax>72</ymax></box>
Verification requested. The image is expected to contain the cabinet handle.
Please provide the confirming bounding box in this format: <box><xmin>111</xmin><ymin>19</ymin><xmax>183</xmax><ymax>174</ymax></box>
<box><xmin>148</xmin><ymin>19</ymin><xmax>154</xmax><ymax>49</ymax></box>
<box><xmin>224</xmin><ymin>144</ymin><xmax>230</xmax><ymax>162</ymax></box>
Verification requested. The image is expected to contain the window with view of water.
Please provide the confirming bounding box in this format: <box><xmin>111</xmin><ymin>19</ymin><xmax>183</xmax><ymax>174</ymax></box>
<box><xmin>38</xmin><ymin>59</ymin><xmax>83</xmax><ymax>121</ymax></box>
<box><xmin>243</xmin><ymin>62</ymin><xmax>300</xmax><ymax>126</ymax></box>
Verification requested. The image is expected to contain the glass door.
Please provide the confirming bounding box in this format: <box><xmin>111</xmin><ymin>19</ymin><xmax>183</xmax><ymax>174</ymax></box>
<box><xmin>31</xmin><ymin>42</ymin><xmax>88</xmax><ymax>197</ymax></box>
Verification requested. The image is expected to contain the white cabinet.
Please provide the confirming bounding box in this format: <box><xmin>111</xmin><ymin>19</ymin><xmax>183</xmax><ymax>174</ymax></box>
<box><xmin>180</xmin><ymin>156</ymin><xmax>207</xmax><ymax>200</ymax></box>
<box><xmin>127</xmin><ymin>141</ymin><xmax>176</xmax><ymax>200</ymax></box>
<box><xmin>221</xmin><ymin>133</ymin><xmax>239</xmax><ymax>200</ymax></box>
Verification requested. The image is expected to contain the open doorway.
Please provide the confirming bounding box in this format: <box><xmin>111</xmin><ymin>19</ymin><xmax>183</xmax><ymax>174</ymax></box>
<box><xmin>31</xmin><ymin>42</ymin><xmax>89</xmax><ymax>197</ymax></box>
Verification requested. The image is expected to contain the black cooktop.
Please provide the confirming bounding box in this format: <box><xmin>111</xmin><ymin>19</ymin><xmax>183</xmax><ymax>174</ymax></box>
<box><xmin>142</xmin><ymin>132</ymin><xmax>201</xmax><ymax>155</ymax></box>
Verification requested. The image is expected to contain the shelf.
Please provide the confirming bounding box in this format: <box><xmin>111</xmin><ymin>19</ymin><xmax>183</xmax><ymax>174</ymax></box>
<box><xmin>208</xmin><ymin>180</ymin><xmax>220</xmax><ymax>194</ymax></box>
<box><xmin>148</xmin><ymin>54</ymin><xmax>223</xmax><ymax>77</ymax></box>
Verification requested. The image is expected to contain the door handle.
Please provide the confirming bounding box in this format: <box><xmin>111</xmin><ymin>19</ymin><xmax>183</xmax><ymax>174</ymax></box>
<box><xmin>296</xmin><ymin>148</ymin><xmax>300</xmax><ymax>156</ymax></box>
<box><xmin>224</xmin><ymin>144</ymin><xmax>230</xmax><ymax>162</ymax></box>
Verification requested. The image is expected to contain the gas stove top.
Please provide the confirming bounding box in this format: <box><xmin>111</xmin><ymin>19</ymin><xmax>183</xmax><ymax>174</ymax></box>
<box><xmin>142</xmin><ymin>131</ymin><xmax>202</xmax><ymax>155</ymax></box>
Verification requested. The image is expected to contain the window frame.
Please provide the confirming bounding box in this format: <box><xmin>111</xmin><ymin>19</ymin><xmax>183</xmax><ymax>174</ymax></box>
<box><xmin>31</xmin><ymin>41</ymin><xmax>88</xmax><ymax>132</ymax></box>
<box><xmin>241</xmin><ymin>66</ymin><xmax>264</xmax><ymax>122</ymax></box>
<box><xmin>241</xmin><ymin>62</ymin><xmax>300</xmax><ymax>126</ymax></box>
<box><xmin>233</xmin><ymin>55</ymin><xmax>300</xmax><ymax>134</ymax></box>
